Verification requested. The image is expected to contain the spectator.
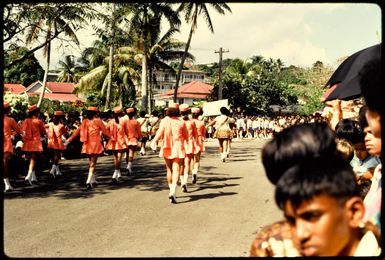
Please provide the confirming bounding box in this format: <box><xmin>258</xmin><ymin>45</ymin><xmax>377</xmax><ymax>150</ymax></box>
<box><xmin>274</xmin><ymin>155</ymin><xmax>381</xmax><ymax>256</ymax></box>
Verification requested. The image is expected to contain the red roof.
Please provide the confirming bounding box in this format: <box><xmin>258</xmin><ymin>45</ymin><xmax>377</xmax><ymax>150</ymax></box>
<box><xmin>27</xmin><ymin>92</ymin><xmax>82</xmax><ymax>102</ymax></box>
<box><xmin>26</xmin><ymin>81</ymin><xmax>75</xmax><ymax>94</ymax></box>
<box><xmin>4</xmin><ymin>83</ymin><xmax>26</xmax><ymax>94</ymax></box>
<box><xmin>161</xmin><ymin>81</ymin><xmax>213</xmax><ymax>98</ymax></box>
<box><xmin>46</xmin><ymin>82</ymin><xmax>75</xmax><ymax>93</ymax></box>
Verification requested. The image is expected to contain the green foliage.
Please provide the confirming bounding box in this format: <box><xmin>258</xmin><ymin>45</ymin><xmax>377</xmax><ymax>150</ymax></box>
<box><xmin>3</xmin><ymin>93</ymin><xmax>29</xmax><ymax>122</ymax></box>
<box><xmin>4</xmin><ymin>46</ymin><xmax>44</xmax><ymax>86</ymax></box>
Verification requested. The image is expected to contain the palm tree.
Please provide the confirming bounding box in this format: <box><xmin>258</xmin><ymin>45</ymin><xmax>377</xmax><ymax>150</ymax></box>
<box><xmin>25</xmin><ymin>3</ymin><xmax>88</xmax><ymax>107</ymax></box>
<box><xmin>57</xmin><ymin>55</ymin><xmax>81</xmax><ymax>83</ymax></box>
<box><xmin>127</xmin><ymin>3</ymin><xmax>180</xmax><ymax>112</ymax></box>
<box><xmin>146</xmin><ymin>25</ymin><xmax>195</xmax><ymax>111</ymax></box>
<box><xmin>173</xmin><ymin>3</ymin><xmax>232</xmax><ymax>102</ymax></box>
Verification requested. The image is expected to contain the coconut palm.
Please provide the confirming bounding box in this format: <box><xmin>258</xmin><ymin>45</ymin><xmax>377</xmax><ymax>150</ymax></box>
<box><xmin>140</xmin><ymin>18</ymin><xmax>195</xmax><ymax>111</ymax></box>
<box><xmin>57</xmin><ymin>55</ymin><xmax>82</xmax><ymax>83</ymax></box>
<box><xmin>127</xmin><ymin>3</ymin><xmax>180</xmax><ymax>112</ymax></box>
<box><xmin>25</xmin><ymin>3</ymin><xmax>88</xmax><ymax>107</ymax></box>
<box><xmin>173</xmin><ymin>3</ymin><xmax>232</xmax><ymax>102</ymax></box>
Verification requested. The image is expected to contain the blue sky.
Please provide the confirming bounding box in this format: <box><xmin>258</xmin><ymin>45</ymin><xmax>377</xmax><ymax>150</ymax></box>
<box><xmin>39</xmin><ymin>3</ymin><xmax>381</xmax><ymax>70</ymax></box>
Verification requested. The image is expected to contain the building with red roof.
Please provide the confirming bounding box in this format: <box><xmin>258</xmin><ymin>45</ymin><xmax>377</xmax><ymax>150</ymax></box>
<box><xmin>4</xmin><ymin>83</ymin><xmax>27</xmax><ymax>94</ymax></box>
<box><xmin>156</xmin><ymin>81</ymin><xmax>213</xmax><ymax>106</ymax></box>
<box><xmin>24</xmin><ymin>81</ymin><xmax>83</xmax><ymax>103</ymax></box>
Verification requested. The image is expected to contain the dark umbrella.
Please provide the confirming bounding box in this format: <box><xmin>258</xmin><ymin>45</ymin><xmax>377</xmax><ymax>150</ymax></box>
<box><xmin>324</xmin><ymin>44</ymin><xmax>381</xmax><ymax>101</ymax></box>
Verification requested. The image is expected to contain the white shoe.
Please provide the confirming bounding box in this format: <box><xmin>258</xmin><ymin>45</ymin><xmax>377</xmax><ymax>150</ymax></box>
<box><xmin>112</xmin><ymin>171</ymin><xmax>117</xmax><ymax>180</ymax></box>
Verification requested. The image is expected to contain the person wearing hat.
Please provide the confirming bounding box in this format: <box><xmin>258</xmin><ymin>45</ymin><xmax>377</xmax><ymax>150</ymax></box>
<box><xmin>122</xmin><ymin>107</ymin><xmax>142</xmax><ymax>175</ymax></box>
<box><xmin>152</xmin><ymin>103</ymin><xmax>188</xmax><ymax>203</ymax></box>
<box><xmin>65</xmin><ymin>106</ymin><xmax>110</xmax><ymax>190</ymax></box>
<box><xmin>191</xmin><ymin>107</ymin><xmax>206</xmax><ymax>184</ymax></box>
<box><xmin>207</xmin><ymin>106</ymin><xmax>232</xmax><ymax>162</ymax></box>
<box><xmin>3</xmin><ymin>102</ymin><xmax>23</xmax><ymax>191</ymax></box>
<box><xmin>179</xmin><ymin>103</ymin><xmax>197</xmax><ymax>192</ymax></box>
<box><xmin>21</xmin><ymin>104</ymin><xmax>47</xmax><ymax>185</ymax></box>
<box><xmin>148</xmin><ymin>110</ymin><xmax>162</xmax><ymax>152</ymax></box>
<box><xmin>137</xmin><ymin>110</ymin><xmax>149</xmax><ymax>156</ymax></box>
<box><xmin>45</xmin><ymin>111</ymin><xmax>69</xmax><ymax>178</ymax></box>
<box><xmin>105</xmin><ymin>106</ymin><xmax>128</xmax><ymax>181</ymax></box>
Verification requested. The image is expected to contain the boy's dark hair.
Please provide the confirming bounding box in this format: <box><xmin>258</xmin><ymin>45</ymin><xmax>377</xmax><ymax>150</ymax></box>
<box><xmin>85</xmin><ymin>110</ymin><xmax>98</xmax><ymax>119</ymax></box>
<box><xmin>359</xmin><ymin>57</ymin><xmax>383</xmax><ymax>116</ymax></box>
<box><xmin>275</xmin><ymin>155</ymin><xmax>360</xmax><ymax>211</ymax></box>
<box><xmin>152</xmin><ymin>110</ymin><xmax>159</xmax><ymax>117</ymax></box>
<box><xmin>139</xmin><ymin>111</ymin><xmax>146</xmax><ymax>118</ymax></box>
<box><xmin>166</xmin><ymin>107</ymin><xmax>180</xmax><ymax>117</ymax></box>
<box><xmin>334</xmin><ymin>118</ymin><xmax>363</xmax><ymax>144</ymax></box>
<box><xmin>358</xmin><ymin>105</ymin><xmax>369</xmax><ymax>130</ymax></box>
<box><xmin>262</xmin><ymin>122</ymin><xmax>337</xmax><ymax>185</ymax></box>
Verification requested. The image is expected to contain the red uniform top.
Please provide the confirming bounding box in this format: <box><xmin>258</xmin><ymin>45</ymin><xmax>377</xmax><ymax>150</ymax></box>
<box><xmin>154</xmin><ymin>116</ymin><xmax>188</xmax><ymax>159</ymax></box>
<box><xmin>183</xmin><ymin>118</ymin><xmax>197</xmax><ymax>155</ymax></box>
<box><xmin>21</xmin><ymin>117</ymin><xmax>46</xmax><ymax>152</ymax></box>
<box><xmin>67</xmin><ymin>118</ymin><xmax>110</xmax><ymax>155</ymax></box>
<box><xmin>122</xmin><ymin>117</ymin><xmax>142</xmax><ymax>147</ymax></box>
<box><xmin>105</xmin><ymin>118</ymin><xmax>128</xmax><ymax>151</ymax></box>
<box><xmin>192</xmin><ymin>118</ymin><xmax>206</xmax><ymax>153</ymax></box>
<box><xmin>3</xmin><ymin>114</ymin><xmax>22</xmax><ymax>154</ymax></box>
<box><xmin>45</xmin><ymin>122</ymin><xmax>69</xmax><ymax>150</ymax></box>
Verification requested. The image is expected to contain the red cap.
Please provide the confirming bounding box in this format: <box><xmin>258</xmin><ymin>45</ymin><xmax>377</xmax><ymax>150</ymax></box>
<box><xmin>4</xmin><ymin>102</ymin><xmax>10</xmax><ymax>109</ymax></box>
<box><xmin>87</xmin><ymin>106</ymin><xmax>99</xmax><ymax>112</ymax></box>
<box><xmin>191</xmin><ymin>107</ymin><xmax>200</xmax><ymax>113</ymax></box>
<box><xmin>54</xmin><ymin>111</ymin><xmax>63</xmax><ymax>116</ymax></box>
<box><xmin>179</xmin><ymin>104</ymin><xmax>190</xmax><ymax>112</ymax></box>
<box><xmin>28</xmin><ymin>104</ymin><xmax>39</xmax><ymax>112</ymax></box>
<box><xmin>113</xmin><ymin>106</ymin><xmax>123</xmax><ymax>114</ymax></box>
<box><xmin>126</xmin><ymin>107</ymin><xmax>135</xmax><ymax>113</ymax></box>
<box><xmin>168</xmin><ymin>102</ymin><xmax>179</xmax><ymax>109</ymax></box>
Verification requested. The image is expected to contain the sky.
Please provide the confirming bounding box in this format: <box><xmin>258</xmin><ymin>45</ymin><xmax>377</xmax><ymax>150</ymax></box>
<box><xmin>36</xmin><ymin>2</ymin><xmax>382</xmax><ymax>70</ymax></box>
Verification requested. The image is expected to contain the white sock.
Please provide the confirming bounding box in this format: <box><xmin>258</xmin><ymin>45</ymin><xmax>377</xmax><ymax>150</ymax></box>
<box><xmin>112</xmin><ymin>170</ymin><xmax>117</xmax><ymax>179</ymax></box>
<box><xmin>180</xmin><ymin>175</ymin><xmax>184</xmax><ymax>186</ymax></box>
<box><xmin>31</xmin><ymin>170</ymin><xmax>37</xmax><ymax>181</ymax></box>
<box><xmin>170</xmin><ymin>182</ymin><xmax>177</xmax><ymax>196</ymax></box>
<box><xmin>91</xmin><ymin>173</ymin><xmax>97</xmax><ymax>183</ymax></box>
<box><xmin>25</xmin><ymin>170</ymin><xmax>33</xmax><ymax>180</ymax></box>
<box><xmin>117</xmin><ymin>170</ymin><xmax>121</xmax><ymax>178</ymax></box>
<box><xmin>183</xmin><ymin>173</ymin><xmax>188</xmax><ymax>185</ymax></box>
<box><xmin>4</xmin><ymin>178</ymin><xmax>13</xmax><ymax>190</ymax></box>
<box><xmin>86</xmin><ymin>172</ymin><xmax>93</xmax><ymax>184</ymax></box>
<box><xmin>55</xmin><ymin>165</ymin><xmax>62</xmax><ymax>175</ymax></box>
<box><xmin>50</xmin><ymin>165</ymin><xmax>56</xmax><ymax>175</ymax></box>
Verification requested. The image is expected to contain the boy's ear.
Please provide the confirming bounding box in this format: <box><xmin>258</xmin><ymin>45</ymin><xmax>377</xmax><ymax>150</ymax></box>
<box><xmin>344</xmin><ymin>197</ymin><xmax>365</xmax><ymax>228</ymax></box>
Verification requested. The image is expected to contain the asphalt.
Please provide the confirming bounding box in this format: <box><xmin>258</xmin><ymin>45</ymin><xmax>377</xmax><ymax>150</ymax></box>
<box><xmin>3</xmin><ymin>138</ymin><xmax>282</xmax><ymax>257</ymax></box>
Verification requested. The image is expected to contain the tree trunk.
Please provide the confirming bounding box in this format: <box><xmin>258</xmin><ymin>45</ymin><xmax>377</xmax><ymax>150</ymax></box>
<box><xmin>105</xmin><ymin>3</ymin><xmax>115</xmax><ymax>111</ymax></box>
<box><xmin>148</xmin><ymin>67</ymin><xmax>153</xmax><ymax>112</ymax></box>
<box><xmin>37</xmin><ymin>41</ymin><xmax>51</xmax><ymax>108</ymax></box>
<box><xmin>173</xmin><ymin>6</ymin><xmax>198</xmax><ymax>103</ymax></box>
<box><xmin>141</xmin><ymin>40</ymin><xmax>148</xmax><ymax>113</ymax></box>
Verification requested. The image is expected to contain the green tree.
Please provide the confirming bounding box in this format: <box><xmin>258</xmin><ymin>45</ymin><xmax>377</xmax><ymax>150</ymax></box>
<box><xmin>57</xmin><ymin>55</ymin><xmax>82</xmax><ymax>83</ymax></box>
<box><xmin>24</xmin><ymin>3</ymin><xmax>89</xmax><ymax>107</ymax></box>
<box><xmin>128</xmin><ymin>3</ymin><xmax>180</xmax><ymax>112</ymax></box>
<box><xmin>174</xmin><ymin>3</ymin><xmax>231</xmax><ymax>102</ymax></box>
<box><xmin>4</xmin><ymin>46</ymin><xmax>44</xmax><ymax>86</ymax></box>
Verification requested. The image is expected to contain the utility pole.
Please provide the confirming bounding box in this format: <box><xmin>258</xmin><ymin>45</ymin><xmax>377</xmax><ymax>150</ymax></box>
<box><xmin>215</xmin><ymin>47</ymin><xmax>229</xmax><ymax>100</ymax></box>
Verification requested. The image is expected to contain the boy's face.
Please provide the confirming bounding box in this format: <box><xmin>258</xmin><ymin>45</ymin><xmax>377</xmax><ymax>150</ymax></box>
<box><xmin>283</xmin><ymin>194</ymin><xmax>358</xmax><ymax>256</ymax></box>
<box><xmin>363</xmin><ymin>126</ymin><xmax>381</xmax><ymax>157</ymax></box>
<box><xmin>354</xmin><ymin>142</ymin><xmax>369</xmax><ymax>160</ymax></box>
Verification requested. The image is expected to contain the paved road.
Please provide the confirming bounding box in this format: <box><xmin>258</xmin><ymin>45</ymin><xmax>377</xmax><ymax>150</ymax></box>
<box><xmin>4</xmin><ymin>138</ymin><xmax>282</xmax><ymax>257</ymax></box>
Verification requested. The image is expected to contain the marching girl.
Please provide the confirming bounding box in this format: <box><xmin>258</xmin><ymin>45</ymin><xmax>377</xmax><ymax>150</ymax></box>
<box><xmin>3</xmin><ymin>102</ymin><xmax>23</xmax><ymax>191</ymax></box>
<box><xmin>207</xmin><ymin>106</ymin><xmax>232</xmax><ymax>162</ymax></box>
<box><xmin>148</xmin><ymin>110</ymin><xmax>161</xmax><ymax>152</ymax></box>
<box><xmin>152</xmin><ymin>103</ymin><xmax>188</xmax><ymax>203</ymax></box>
<box><xmin>65</xmin><ymin>106</ymin><xmax>110</xmax><ymax>190</ymax></box>
<box><xmin>45</xmin><ymin>111</ymin><xmax>68</xmax><ymax>178</ymax></box>
<box><xmin>137</xmin><ymin>111</ymin><xmax>149</xmax><ymax>156</ymax></box>
<box><xmin>122</xmin><ymin>107</ymin><xmax>142</xmax><ymax>175</ymax></box>
<box><xmin>21</xmin><ymin>104</ymin><xmax>47</xmax><ymax>185</ymax></box>
<box><xmin>179</xmin><ymin>104</ymin><xmax>197</xmax><ymax>192</ymax></box>
<box><xmin>105</xmin><ymin>106</ymin><xmax>128</xmax><ymax>181</ymax></box>
<box><xmin>191</xmin><ymin>107</ymin><xmax>206</xmax><ymax>184</ymax></box>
